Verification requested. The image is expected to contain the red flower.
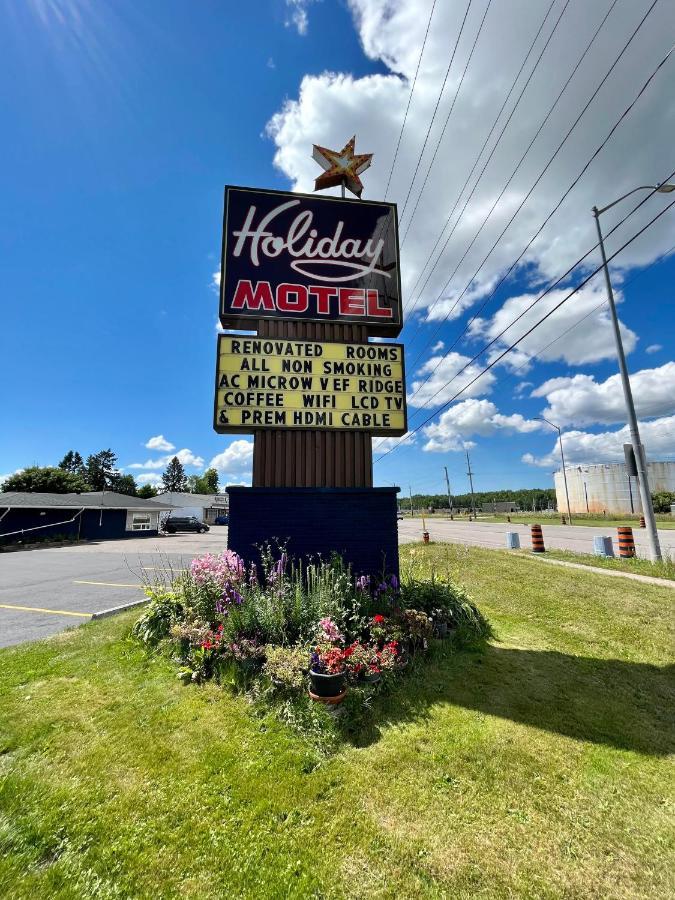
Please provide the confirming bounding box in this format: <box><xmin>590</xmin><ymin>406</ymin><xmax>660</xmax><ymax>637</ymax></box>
<box><xmin>373</xmin><ymin>614</ymin><xmax>385</xmax><ymax>624</ymax></box>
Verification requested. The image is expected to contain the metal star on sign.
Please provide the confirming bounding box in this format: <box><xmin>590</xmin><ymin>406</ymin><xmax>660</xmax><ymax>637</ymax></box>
<box><xmin>312</xmin><ymin>136</ymin><xmax>373</xmax><ymax>198</ymax></box>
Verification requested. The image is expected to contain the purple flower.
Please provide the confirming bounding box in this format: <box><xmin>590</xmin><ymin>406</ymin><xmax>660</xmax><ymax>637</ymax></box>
<box><xmin>356</xmin><ymin>575</ymin><xmax>370</xmax><ymax>593</ymax></box>
<box><xmin>389</xmin><ymin>574</ymin><xmax>399</xmax><ymax>592</ymax></box>
<box><xmin>221</xmin><ymin>579</ymin><xmax>244</xmax><ymax>607</ymax></box>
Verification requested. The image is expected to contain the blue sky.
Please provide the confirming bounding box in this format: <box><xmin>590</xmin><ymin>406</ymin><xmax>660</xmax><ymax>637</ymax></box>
<box><xmin>1</xmin><ymin>0</ymin><xmax>674</xmax><ymax>498</ymax></box>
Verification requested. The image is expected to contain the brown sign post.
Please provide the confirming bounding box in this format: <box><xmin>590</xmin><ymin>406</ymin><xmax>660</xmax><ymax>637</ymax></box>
<box><xmin>215</xmin><ymin>144</ymin><xmax>404</xmax><ymax>576</ymax></box>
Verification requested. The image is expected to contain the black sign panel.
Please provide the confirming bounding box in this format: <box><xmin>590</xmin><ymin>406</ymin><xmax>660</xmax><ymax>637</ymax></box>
<box><xmin>219</xmin><ymin>185</ymin><xmax>402</xmax><ymax>337</ymax></box>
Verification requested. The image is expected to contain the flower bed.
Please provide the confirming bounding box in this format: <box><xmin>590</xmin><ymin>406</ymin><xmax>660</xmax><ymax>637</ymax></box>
<box><xmin>133</xmin><ymin>547</ymin><xmax>491</xmax><ymax>743</ymax></box>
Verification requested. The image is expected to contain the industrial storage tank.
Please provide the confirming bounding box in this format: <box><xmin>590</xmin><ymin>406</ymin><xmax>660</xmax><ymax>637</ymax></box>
<box><xmin>554</xmin><ymin>461</ymin><xmax>675</xmax><ymax>515</ymax></box>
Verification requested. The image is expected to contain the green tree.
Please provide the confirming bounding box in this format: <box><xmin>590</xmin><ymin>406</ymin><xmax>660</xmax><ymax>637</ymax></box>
<box><xmin>2</xmin><ymin>466</ymin><xmax>89</xmax><ymax>494</ymax></box>
<box><xmin>86</xmin><ymin>450</ymin><xmax>118</xmax><ymax>491</ymax></box>
<box><xmin>58</xmin><ymin>450</ymin><xmax>86</xmax><ymax>477</ymax></box>
<box><xmin>651</xmin><ymin>491</ymin><xmax>675</xmax><ymax>513</ymax></box>
<box><xmin>114</xmin><ymin>474</ymin><xmax>137</xmax><ymax>496</ymax></box>
<box><xmin>137</xmin><ymin>484</ymin><xmax>159</xmax><ymax>499</ymax></box>
<box><xmin>201</xmin><ymin>467</ymin><xmax>219</xmax><ymax>494</ymax></box>
<box><xmin>189</xmin><ymin>468</ymin><xmax>220</xmax><ymax>494</ymax></box>
<box><xmin>161</xmin><ymin>456</ymin><xmax>187</xmax><ymax>493</ymax></box>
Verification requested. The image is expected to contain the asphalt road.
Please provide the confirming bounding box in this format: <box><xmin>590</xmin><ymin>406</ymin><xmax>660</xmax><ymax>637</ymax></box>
<box><xmin>3</xmin><ymin>519</ymin><xmax>674</xmax><ymax>649</ymax></box>
<box><xmin>0</xmin><ymin>528</ymin><xmax>229</xmax><ymax>649</ymax></box>
<box><xmin>397</xmin><ymin>517</ymin><xmax>675</xmax><ymax>558</ymax></box>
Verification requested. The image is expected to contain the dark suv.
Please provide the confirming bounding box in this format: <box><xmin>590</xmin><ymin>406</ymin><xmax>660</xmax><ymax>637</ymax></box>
<box><xmin>163</xmin><ymin>516</ymin><xmax>210</xmax><ymax>534</ymax></box>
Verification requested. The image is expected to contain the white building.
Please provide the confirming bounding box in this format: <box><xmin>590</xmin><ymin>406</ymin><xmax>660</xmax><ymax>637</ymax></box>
<box><xmin>151</xmin><ymin>492</ymin><xmax>228</xmax><ymax>524</ymax></box>
<box><xmin>554</xmin><ymin>461</ymin><xmax>675</xmax><ymax>515</ymax></box>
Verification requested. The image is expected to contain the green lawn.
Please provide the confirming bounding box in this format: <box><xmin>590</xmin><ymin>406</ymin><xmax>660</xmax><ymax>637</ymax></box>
<box><xmin>1</xmin><ymin>544</ymin><xmax>673</xmax><ymax>899</ymax></box>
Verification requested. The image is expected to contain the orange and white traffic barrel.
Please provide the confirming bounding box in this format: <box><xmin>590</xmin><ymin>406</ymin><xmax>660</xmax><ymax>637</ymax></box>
<box><xmin>530</xmin><ymin>524</ymin><xmax>545</xmax><ymax>553</ymax></box>
<box><xmin>617</xmin><ymin>526</ymin><xmax>635</xmax><ymax>558</ymax></box>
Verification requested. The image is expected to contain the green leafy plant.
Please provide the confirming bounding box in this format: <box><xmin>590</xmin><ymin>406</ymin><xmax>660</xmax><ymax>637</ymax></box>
<box><xmin>132</xmin><ymin>588</ymin><xmax>183</xmax><ymax>645</ymax></box>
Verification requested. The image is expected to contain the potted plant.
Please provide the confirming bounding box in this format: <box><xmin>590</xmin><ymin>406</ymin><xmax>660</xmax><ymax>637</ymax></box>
<box><xmin>309</xmin><ymin>646</ymin><xmax>347</xmax><ymax>702</ymax></box>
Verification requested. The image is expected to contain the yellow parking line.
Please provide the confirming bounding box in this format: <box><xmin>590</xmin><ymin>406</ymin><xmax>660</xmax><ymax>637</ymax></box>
<box><xmin>0</xmin><ymin>604</ymin><xmax>92</xmax><ymax>618</ymax></box>
<box><xmin>73</xmin><ymin>581</ymin><xmax>142</xmax><ymax>588</ymax></box>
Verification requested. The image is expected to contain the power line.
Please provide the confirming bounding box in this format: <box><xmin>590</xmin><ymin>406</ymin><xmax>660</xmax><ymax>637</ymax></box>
<box><xmin>383</xmin><ymin>0</ymin><xmax>438</xmax><ymax>201</ymax></box>
<box><xmin>406</xmin><ymin>0</ymin><xmax>625</xmax><ymax>349</ymax></box>
<box><xmin>375</xmin><ymin>194</ymin><xmax>675</xmax><ymax>462</ymax></box>
<box><xmin>388</xmin><ymin>179</ymin><xmax>668</xmax><ymax>445</ymax></box>
<box><xmin>398</xmin><ymin>0</ymin><xmax>474</xmax><ymax>222</ymax></box>
<box><xmin>503</xmin><ymin>241</ymin><xmax>675</xmax><ymax>378</ymax></box>
<box><xmin>399</xmin><ymin>0</ymin><xmax>495</xmax><ymax>246</ymax></box>
<box><xmin>401</xmin><ymin>0</ymin><xmax>559</xmax><ymax>316</ymax></box>
<box><xmin>404</xmin><ymin>31</ymin><xmax>673</xmax><ymax>404</ymax></box>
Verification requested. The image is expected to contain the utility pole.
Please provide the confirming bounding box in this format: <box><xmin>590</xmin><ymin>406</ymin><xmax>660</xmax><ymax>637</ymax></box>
<box><xmin>465</xmin><ymin>451</ymin><xmax>476</xmax><ymax>519</ymax></box>
<box><xmin>409</xmin><ymin>484</ymin><xmax>414</xmax><ymax>518</ymax></box>
<box><xmin>591</xmin><ymin>182</ymin><xmax>675</xmax><ymax>561</ymax></box>
<box><xmin>443</xmin><ymin>466</ymin><xmax>453</xmax><ymax>516</ymax></box>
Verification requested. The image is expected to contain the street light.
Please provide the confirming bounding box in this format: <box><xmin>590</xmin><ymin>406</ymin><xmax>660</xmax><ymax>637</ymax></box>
<box><xmin>591</xmin><ymin>182</ymin><xmax>674</xmax><ymax>562</ymax></box>
<box><xmin>538</xmin><ymin>416</ymin><xmax>572</xmax><ymax>524</ymax></box>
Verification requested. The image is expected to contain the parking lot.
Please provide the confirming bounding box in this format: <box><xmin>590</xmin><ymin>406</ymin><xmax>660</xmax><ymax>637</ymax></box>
<box><xmin>4</xmin><ymin>519</ymin><xmax>674</xmax><ymax>649</ymax></box>
<box><xmin>0</xmin><ymin>528</ymin><xmax>229</xmax><ymax>648</ymax></box>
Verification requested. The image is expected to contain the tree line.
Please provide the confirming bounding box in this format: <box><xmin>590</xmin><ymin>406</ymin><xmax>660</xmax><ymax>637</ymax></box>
<box><xmin>1</xmin><ymin>449</ymin><xmax>221</xmax><ymax>497</ymax></box>
<box><xmin>402</xmin><ymin>488</ymin><xmax>558</xmax><ymax>511</ymax></box>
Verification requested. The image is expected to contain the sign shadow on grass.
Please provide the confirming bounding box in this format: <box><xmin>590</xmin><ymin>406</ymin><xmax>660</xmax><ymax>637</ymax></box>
<box><xmin>359</xmin><ymin>645</ymin><xmax>674</xmax><ymax>756</ymax></box>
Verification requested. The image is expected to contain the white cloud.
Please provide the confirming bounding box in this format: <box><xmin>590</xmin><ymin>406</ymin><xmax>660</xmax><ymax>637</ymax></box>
<box><xmin>523</xmin><ymin>415</ymin><xmax>675</xmax><ymax>467</ymax></box>
<box><xmin>531</xmin><ymin>362</ymin><xmax>675</xmax><ymax>427</ymax></box>
<box><xmin>422</xmin><ymin>398</ymin><xmax>542</xmax><ymax>452</ymax></box>
<box><xmin>144</xmin><ymin>435</ymin><xmax>175</xmax><ymax>452</ymax></box>
<box><xmin>285</xmin><ymin>0</ymin><xmax>315</xmax><ymax>35</ymax></box>
<box><xmin>127</xmin><ymin>448</ymin><xmax>204</xmax><ymax>471</ymax></box>
<box><xmin>267</xmin><ymin>1</ymin><xmax>674</xmax><ymax>336</ymax></box>
<box><xmin>469</xmin><ymin>283</ymin><xmax>637</xmax><ymax>367</ymax></box>
<box><xmin>646</xmin><ymin>343</ymin><xmax>662</xmax><ymax>354</ymax></box>
<box><xmin>431</xmin><ymin>340</ymin><xmax>445</xmax><ymax>353</ymax></box>
<box><xmin>211</xmin><ymin>270</ymin><xmax>220</xmax><ymax>293</ymax></box>
<box><xmin>267</xmin><ymin>57</ymin><xmax>276</xmax><ymax>69</ymax></box>
<box><xmin>373</xmin><ymin>430</ymin><xmax>416</xmax><ymax>453</ymax></box>
<box><xmin>210</xmin><ymin>440</ymin><xmax>254</xmax><ymax>477</ymax></box>
<box><xmin>514</xmin><ymin>380</ymin><xmax>533</xmax><ymax>397</ymax></box>
<box><xmin>408</xmin><ymin>350</ymin><xmax>495</xmax><ymax>408</ymax></box>
<box><xmin>135</xmin><ymin>473</ymin><xmax>163</xmax><ymax>487</ymax></box>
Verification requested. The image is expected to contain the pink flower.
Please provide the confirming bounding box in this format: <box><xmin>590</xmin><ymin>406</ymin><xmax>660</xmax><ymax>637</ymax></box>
<box><xmin>318</xmin><ymin>617</ymin><xmax>343</xmax><ymax>643</ymax></box>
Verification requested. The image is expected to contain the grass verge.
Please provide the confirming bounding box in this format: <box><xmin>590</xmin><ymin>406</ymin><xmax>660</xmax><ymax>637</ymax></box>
<box><xmin>1</xmin><ymin>543</ymin><xmax>673</xmax><ymax>899</ymax></box>
<box><xmin>541</xmin><ymin>547</ymin><xmax>675</xmax><ymax>581</ymax></box>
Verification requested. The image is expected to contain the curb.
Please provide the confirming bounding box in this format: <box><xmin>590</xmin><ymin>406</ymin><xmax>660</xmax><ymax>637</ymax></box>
<box><xmin>91</xmin><ymin>598</ymin><xmax>150</xmax><ymax>620</ymax></box>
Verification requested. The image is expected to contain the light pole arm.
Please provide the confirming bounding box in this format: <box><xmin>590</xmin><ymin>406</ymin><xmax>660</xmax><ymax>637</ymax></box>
<box><xmin>593</xmin><ymin>186</ymin><xmax>656</xmax><ymax>217</ymax></box>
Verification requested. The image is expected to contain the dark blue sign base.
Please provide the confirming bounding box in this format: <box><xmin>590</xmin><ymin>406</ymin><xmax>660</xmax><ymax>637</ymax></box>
<box><xmin>226</xmin><ymin>486</ymin><xmax>400</xmax><ymax>579</ymax></box>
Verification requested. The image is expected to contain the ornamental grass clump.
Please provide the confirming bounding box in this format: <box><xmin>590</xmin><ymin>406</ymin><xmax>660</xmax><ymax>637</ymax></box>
<box><xmin>134</xmin><ymin>546</ymin><xmax>491</xmax><ymax>743</ymax></box>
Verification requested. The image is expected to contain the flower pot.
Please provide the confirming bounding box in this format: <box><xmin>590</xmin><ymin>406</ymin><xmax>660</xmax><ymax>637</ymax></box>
<box><xmin>433</xmin><ymin>622</ymin><xmax>448</xmax><ymax>639</ymax></box>
<box><xmin>309</xmin><ymin>669</ymin><xmax>346</xmax><ymax>699</ymax></box>
<box><xmin>363</xmin><ymin>671</ymin><xmax>381</xmax><ymax>684</ymax></box>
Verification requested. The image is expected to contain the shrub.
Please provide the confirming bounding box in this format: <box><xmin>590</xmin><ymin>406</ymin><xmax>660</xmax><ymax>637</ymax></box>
<box><xmin>400</xmin><ymin>576</ymin><xmax>493</xmax><ymax>646</ymax></box>
<box><xmin>263</xmin><ymin>646</ymin><xmax>307</xmax><ymax>691</ymax></box>
<box><xmin>132</xmin><ymin>588</ymin><xmax>183</xmax><ymax>645</ymax></box>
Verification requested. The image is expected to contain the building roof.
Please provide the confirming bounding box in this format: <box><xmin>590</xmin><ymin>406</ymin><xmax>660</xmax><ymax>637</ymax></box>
<box><xmin>147</xmin><ymin>491</ymin><xmax>228</xmax><ymax>506</ymax></box>
<box><xmin>0</xmin><ymin>491</ymin><xmax>175</xmax><ymax>510</ymax></box>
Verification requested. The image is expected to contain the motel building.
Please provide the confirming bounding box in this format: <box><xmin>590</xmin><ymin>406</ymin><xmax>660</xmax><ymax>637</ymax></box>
<box><xmin>0</xmin><ymin>491</ymin><xmax>174</xmax><ymax>546</ymax></box>
<box><xmin>149</xmin><ymin>492</ymin><xmax>229</xmax><ymax>525</ymax></box>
